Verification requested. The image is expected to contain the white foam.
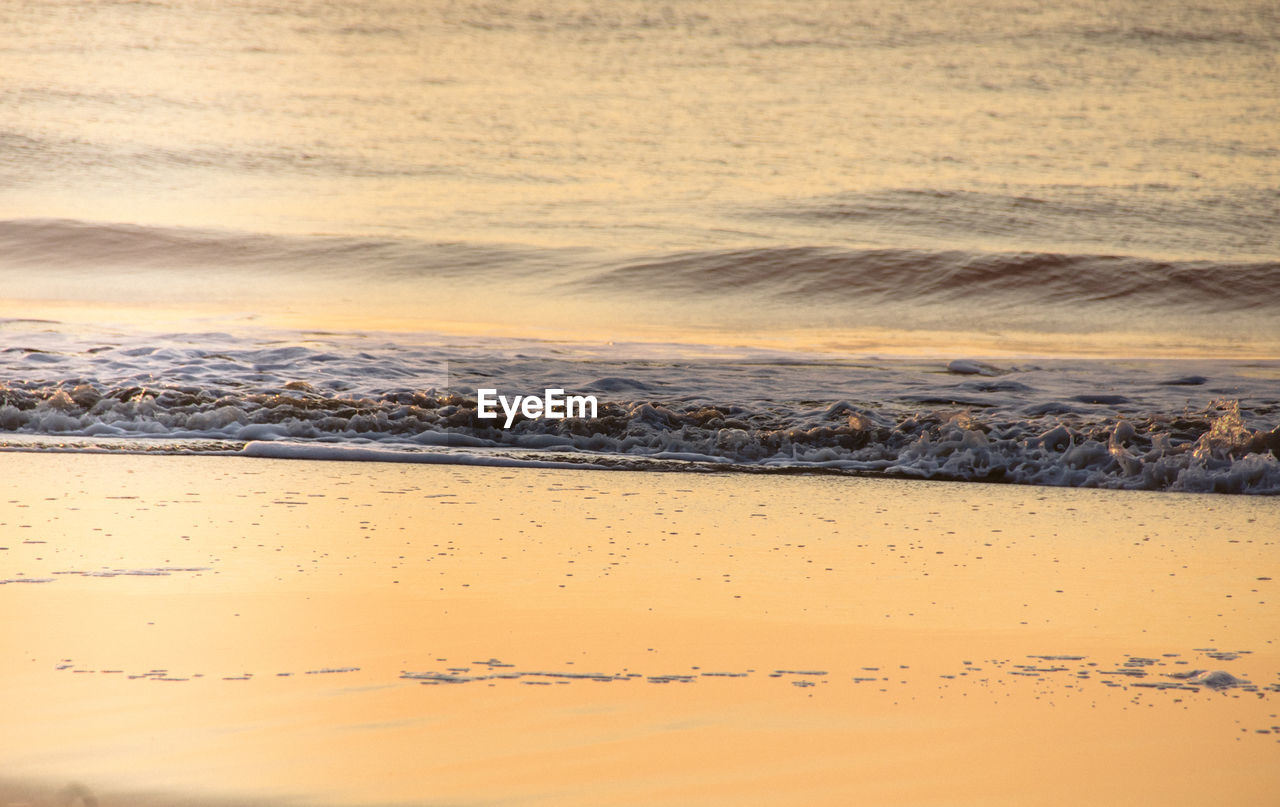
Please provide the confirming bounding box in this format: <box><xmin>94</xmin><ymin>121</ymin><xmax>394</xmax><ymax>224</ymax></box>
<box><xmin>1</xmin><ymin>327</ymin><xmax>1277</xmax><ymax>493</ymax></box>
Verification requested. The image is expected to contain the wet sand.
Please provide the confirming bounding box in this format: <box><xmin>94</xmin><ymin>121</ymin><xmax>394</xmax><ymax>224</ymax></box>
<box><xmin>2</xmin><ymin>452</ymin><xmax>1277</xmax><ymax>806</ymax></box>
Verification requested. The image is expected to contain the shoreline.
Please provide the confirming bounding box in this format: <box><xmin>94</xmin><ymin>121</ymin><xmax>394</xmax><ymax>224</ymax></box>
<box><xmin>2</xmin><ymin>435</ymin><xmax>1278</xmax><ymax>497</ymax></box>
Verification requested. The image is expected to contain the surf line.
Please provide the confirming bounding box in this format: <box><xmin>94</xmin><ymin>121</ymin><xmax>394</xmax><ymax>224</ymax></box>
<box><xmin>476</xmin><ymin>388</ymin><xmax>598</xmax><ymax>428</ymax></box>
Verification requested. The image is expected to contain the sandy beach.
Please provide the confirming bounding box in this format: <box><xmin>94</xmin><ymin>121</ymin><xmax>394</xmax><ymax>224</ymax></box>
<box><xmin>2</xmin><ymin>451</ymin><xmax>1276</xmax><ymax>806</ymax></box>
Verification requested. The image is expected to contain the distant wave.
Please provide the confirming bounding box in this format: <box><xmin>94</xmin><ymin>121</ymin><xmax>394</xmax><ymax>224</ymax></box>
<box><xmin>585</xmin><ymin>247</ymin><xmax>1280</xmax><ymax>312</ymax></box>
<box><xmin>761</xmin><ymin>187</ymin><xmax>1280</xmax><ymax>260</ymax></box>
<box><xmin>0</xmin><ymin>218</ymin><xmax>557</xmax><ymax>277</ymax></box>
<box><xmin>1074</xmin><ymin>25</ymin><xmax>1266</xmax><ymax>46</ymax></box>
<box><xmin>3</xmin><ymin>218</ymin><xmax>1278</xmax><ymax>315</ymax></box>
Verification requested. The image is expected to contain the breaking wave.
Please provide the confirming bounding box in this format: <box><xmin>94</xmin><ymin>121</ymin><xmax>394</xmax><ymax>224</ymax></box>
<box><xmin>2</xmin><ymin>379</ymin><xmax>1277</xmax><ymax>494</ymax></box>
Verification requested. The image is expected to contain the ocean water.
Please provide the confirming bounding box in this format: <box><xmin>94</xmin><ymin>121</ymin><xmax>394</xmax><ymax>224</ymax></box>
<box><xmin>1</xmin><ymin>0</ymin><xmax>1278</xmax><ymax>492</ymax></box>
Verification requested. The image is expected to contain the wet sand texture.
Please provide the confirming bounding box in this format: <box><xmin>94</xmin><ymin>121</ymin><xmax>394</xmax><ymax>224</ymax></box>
<box><xmin>2</xmin><ymin>452</ymin><xmax>1278</xmax><ymax>806</ymax></box>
